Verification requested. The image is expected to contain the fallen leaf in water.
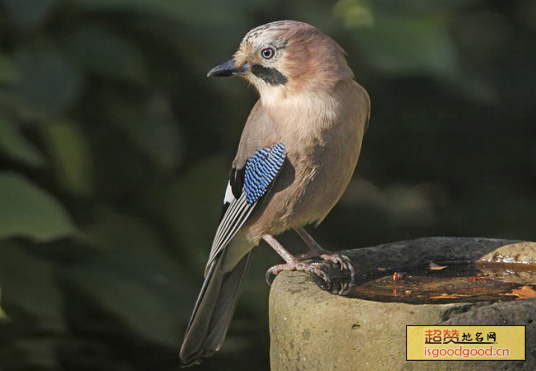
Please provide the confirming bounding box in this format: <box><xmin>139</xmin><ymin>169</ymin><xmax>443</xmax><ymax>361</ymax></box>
<box><xmin>429</xmin><ymin>262</ymin><xmax>448</xmax><ymax>270</ymax></box>
<box><xmin>429</xmin><ymin>293</ymin><xmax>471</xmax><ymax>299</ymax></box>
<box><xmin>511</xmin><ymin>285</ymin><xmax>536</xmax><ymax>299</ymax></box>
<box><xmin>469</xmin><ymin>276</ymin><xmax>488</xmax><ymax>282</ymax></box>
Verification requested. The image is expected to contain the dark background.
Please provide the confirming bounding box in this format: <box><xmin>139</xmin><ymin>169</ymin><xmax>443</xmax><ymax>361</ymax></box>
<box><xmin>0</xmin><ymin>0</ymin><xmax>535</xmax><ymax>370</ymax></box>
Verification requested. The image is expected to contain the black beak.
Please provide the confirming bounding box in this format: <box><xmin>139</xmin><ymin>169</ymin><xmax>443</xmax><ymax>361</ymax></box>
<box><xmin>207</xmin><ymin>59</ymin><xmax>250</xmax><ymax>77</ymax></box>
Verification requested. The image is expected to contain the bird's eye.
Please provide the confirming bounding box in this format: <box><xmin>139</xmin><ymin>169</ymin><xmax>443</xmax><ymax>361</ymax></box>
<box><xmin>261</xmin><ymin>47</ymin><xmax>276</xmax><ymax>60</ymax></box>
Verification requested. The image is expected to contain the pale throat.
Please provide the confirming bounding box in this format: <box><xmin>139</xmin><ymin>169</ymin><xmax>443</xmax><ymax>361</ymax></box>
<box><xmin>258</xmin><ymin>85</ymin><xmax>339</xmax><ymax>145</ymax></box>
<box><xmin>260</xmin><ymin>85</ymin><xmax>337</xmax><ymax>122</ymax></box>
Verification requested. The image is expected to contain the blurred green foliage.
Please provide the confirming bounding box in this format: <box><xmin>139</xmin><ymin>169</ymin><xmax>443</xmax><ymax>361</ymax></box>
<box><xmin>0</xmin><ymin>0</ymin><xmax>535</xmax><ymax>370</ymax></box>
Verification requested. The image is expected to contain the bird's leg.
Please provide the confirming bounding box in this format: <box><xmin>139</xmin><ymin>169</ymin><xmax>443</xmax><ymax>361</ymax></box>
<box><xmin>262</xmin><ymin>234</ymin><xmax>329</xmax><ymax>284</ymax></box>
<box><xmin>294</xmin><ymin>227</ymin><xmax>355</xmax><ymax>276</ymax></box>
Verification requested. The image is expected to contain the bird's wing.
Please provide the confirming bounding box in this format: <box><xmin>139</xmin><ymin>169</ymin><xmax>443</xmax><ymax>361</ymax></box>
<box><xmin>205</xmin><ymin>142</ymin><xmax>286</xmax><ymax>270</ymax></box>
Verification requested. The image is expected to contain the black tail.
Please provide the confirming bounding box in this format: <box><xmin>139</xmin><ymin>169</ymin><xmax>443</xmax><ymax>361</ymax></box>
<box><xmin>180</xmin><ymin>250</ymin><xmax>253</xmax><ymax>366</ymax></box>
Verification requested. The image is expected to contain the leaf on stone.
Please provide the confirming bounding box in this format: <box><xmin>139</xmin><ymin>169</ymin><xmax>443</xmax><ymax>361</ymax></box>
<box><xmin>429</xmin><ymin>261</ymin><xmax>447</xmax><ymax>270</ymax></box>
<box><xmin>510</xmin><ymin>285</ymin><xmax>536</xmax><ymax>299</ymax></box>
<box><xmin>0</xmin><ymin>173</ymin><xmax>76</xmax><ymax>241</ymax></box>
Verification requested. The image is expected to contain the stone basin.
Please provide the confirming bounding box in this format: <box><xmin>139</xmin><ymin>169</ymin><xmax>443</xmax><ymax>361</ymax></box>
<box><xmin>269</xmin><ymin>237</ymin><xmax>536</xmax><ymax>370</ymax></box>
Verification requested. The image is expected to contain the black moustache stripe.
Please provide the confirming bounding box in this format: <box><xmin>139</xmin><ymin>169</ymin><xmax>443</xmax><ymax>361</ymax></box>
<box><xmin>251</xmin><ymin>64</ymin><xmax>288</xmax><ymax>85</ymax></box>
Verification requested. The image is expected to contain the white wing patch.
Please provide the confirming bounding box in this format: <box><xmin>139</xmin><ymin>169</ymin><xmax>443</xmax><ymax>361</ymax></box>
<box><xmin>223</xmin><ymin>181</ymin><xmax>235</xmax><ymax>205</ymax></box>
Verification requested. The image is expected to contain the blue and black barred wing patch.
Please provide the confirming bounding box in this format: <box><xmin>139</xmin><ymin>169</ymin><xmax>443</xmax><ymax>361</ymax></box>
<box><xmin>206</xmin><ymin>142</ymin><xmax>286</xmax><ymax>270</ymax></box>
<box><xmin>244</xmin><ymin>142</ymin><xmax>286</xmax><ymax>205</ymax></box>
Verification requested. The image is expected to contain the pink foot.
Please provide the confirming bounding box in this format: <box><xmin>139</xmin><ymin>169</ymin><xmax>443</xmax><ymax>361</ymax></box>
<box><xmin>265</xmin><ymin>261</ymin><xmax>329</xmax><ymax>285</ymax></box>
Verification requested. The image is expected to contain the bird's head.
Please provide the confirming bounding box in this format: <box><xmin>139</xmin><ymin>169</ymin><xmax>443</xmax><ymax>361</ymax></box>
<box><xmin>207</xmin><ymin>20</ymin><xmax>353</xmax><ymax>101</ymax></box>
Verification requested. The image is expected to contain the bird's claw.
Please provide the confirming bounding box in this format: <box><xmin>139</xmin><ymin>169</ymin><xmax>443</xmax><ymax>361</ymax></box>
<box><xmin>265</xmin><ymin>261</ymin><xmax>330</xmax><ymax>286</ymax></box>
<box><xmin>336</xmin><ymin>280</ymin><xmax>352</xmax><ymax>295</ymax></box>
<box><xmin>316</xmin><ymin>253</ymin><xmax>355</xmax><ymax>294</ymax></box>
<box><xmin>298</xmin><ymin>249</ymin><xmax>354</xmax><ymax>275</ymax></box>
<box><xmin>320</xmin><ymin>253</ymin><xmax>355</xmax><ymax>275</ymax></box>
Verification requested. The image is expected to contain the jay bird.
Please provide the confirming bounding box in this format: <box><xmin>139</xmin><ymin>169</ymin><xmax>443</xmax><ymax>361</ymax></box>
<box><xmin>180</xmin><ymin>20</ymin><xmax>370</xmax><ymax>366</ymax></box>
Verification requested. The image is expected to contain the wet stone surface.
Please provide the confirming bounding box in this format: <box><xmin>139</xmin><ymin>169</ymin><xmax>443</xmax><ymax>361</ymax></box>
<box><xmin>344</xmin><ymin>262</ymin><xmax>536</xmax><ymax>304</ymax></box>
